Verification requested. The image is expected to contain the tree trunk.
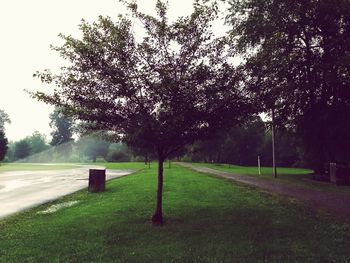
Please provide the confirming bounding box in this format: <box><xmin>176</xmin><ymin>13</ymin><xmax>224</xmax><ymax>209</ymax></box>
<box><xmin>152</xmin><ymin>157</ymin><xmax>164</xmax><ymax>225</ymax></box>
<box><xmin>144</xmin><ymin>153</ymin><xmax>148</xmax><ymax>165</ymax></box>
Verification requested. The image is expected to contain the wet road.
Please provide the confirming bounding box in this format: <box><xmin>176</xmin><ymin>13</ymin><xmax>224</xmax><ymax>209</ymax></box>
<box><xmin>0</xmin><ymin>166</ymin><xmax>135</xmax><ymax>219</ymax></box>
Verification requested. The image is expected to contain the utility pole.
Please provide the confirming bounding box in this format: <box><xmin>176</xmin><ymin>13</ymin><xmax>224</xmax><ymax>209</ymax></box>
<box><xmin>271</xmin><ymin>107</ymin><xmax>277</xmax><ymax>178</ymax></box>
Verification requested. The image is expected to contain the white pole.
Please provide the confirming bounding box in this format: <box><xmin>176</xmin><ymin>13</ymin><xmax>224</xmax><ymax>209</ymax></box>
<box><xmin>271</xmin><ymin>107</ymin><xmax>277</xmax><ymax>178</ymax></box>
<box><xmin>258</xmin><ymin>155</ymin><xmax>261</xmax><ymax>175</ymax></box>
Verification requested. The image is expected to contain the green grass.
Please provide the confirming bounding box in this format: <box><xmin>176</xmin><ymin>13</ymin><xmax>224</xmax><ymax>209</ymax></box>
<box><xmin>97</xmin><ymin>162</ymin><xmax>150</xmax><ymax>170</ymax></box>
<box><xmin>192</xmin><ymin>162</ymin><xmax>350</xmax><ymax>194</ymax></box>
<box><xmin>0</xmin><ymin>163</ymin><xmax>81</xmax><ymax>172</ymax></box>
<box><xmin>0</xmin><ymin>163</ymin><xmax>349</xmax><ymax>262</ymax></box>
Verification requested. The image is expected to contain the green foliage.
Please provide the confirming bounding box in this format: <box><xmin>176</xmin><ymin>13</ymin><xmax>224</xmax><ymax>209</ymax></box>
<box><xmin>34</xmin><ymin>1</ymin><xmax>249</xmax><ymax>160</ymax></box>
<box><xmin>0</xmin><ymin>164</ymin><xmax>349</xmax><ymax>261</ymax></box>
<box><xmin>227</xmin><ymin>0</ymin><xmax>350</xmax><ymax>173</ymax></box>
<box><xmin>105</xmin><ymin>143</ymin><xmax>132</xmax><ymax>162</ymax></box>
<box><xmin>0</xmin><ymin>109</ymin><xmax>10</xmax><ymax>162</ymax></box>
<box><xmin>33</xmin><ymin>0</ymin><xmax>251</xmax><ymax>224</ymax></box>
<box><xmin>188</xmin><ymin>116</ymin><xmax>266</xmax><ymax>165</ymax></box>
<box><xmin>0</xmin><ymin>131</ymin><xmax>8</xmax><ymax>162</ymax></box>
<box><xmin>13</xmin><ymin>139</ymin><xmax>31</xmax><ymax>160</ymax></box>
<box><xmin>4</xmin><ymin>132</ymin><xmax>50</xmax><ymax>162</ymax></box>
<box><xmin>0</xmin><ymin>109</ymin><xmax>11</xmax><ymax>132</ymax></box>
<box><xmin>25</xmin><ymin>131</ymin><xmax>50</xmax><ymax>154</ymax></box>
<box><xmin>77</xmin><ymin>136</ymin><xmax>110</xmax><ymax>162</ymax></box>
<box><xmin>49</xmin><ymin>107</ymin><xmax>74</xmax><ymax>146</ymax></box>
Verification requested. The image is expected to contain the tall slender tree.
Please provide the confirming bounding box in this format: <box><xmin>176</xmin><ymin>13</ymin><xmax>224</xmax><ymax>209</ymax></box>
<box><xmin>34</xmin><ymin>0</ymin><xmax>250</xmax><ymax>225</ymax></box>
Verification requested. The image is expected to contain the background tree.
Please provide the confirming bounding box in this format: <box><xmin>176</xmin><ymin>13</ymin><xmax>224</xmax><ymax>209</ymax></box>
<box><xmin>0</xmin><ymin>109</ymin><xmax>11</xmax><ymax>132</ymax></box>
<box><xmin>187</xmin><ymin>115</ymin><xmax>265</xmax><ymax>165</ymax></box>
<box><xmin>106</xmin><ymin>143</ymin><xmax>132</xmax><ymax>162</ymax></box>
<box><xmin>77</xmin><ymin>136</ymin><xmax>110</xmax><ymax>162</ymax></box>
<box><xmin>14</xmin><ymin>140</ymin><xmax>31</xmax><ymax>160</ymax></box>
<box><xmin>34</xmin><ymin>1</ymin><xmax>249</xmax><ymax>225</ymax></box>
<box><xmin>227</xmin><ymin>0</ymin><xmax>350</xmax><ymax>174</ymax></box>
<box><xmin>0</xmin><ymin>109</ymin><xmax>11</xmax><ymax>162</ymax></box>
<box><xmin>26</xmin><ymin>131</ymin><xmax>50</xmax><ymax>154</ymax></box>
<box><xmin>49</xmin><ymin>107</ymin><xmax>74</xmax><ymax>146</ymax></box>
<box><xmin>0</xmin><ymin>131</ymin><xmax>8</xmax><ymax>162</ymax></box>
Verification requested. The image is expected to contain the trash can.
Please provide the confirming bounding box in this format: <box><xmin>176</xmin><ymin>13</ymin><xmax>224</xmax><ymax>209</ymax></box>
<box><xmin>88</xmin><ymin>169</ymin><xmax>106</xmax><ymax>192</ymax></box>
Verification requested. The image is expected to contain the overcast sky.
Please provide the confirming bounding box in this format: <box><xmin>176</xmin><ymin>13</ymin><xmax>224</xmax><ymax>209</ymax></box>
<box><xmin>0</xmin><ymin>0</ymin><xmax>226</xmax><ymax>142</ymax></box>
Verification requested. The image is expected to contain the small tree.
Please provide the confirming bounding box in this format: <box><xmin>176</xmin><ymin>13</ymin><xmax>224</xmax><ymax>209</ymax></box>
<box><xmin>34</xmin><ymin>1</ymin><xmax>249</xmax><ymax>225</ymax></box>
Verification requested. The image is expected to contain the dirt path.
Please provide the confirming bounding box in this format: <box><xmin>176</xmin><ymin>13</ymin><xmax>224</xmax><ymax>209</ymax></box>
<box><xmin>179</xmin><ymin>163</ymin><xmax>350</xmax><ymax>220</ymax></box>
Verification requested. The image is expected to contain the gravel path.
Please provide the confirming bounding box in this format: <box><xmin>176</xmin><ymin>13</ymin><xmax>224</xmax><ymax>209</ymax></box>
<box><xmin>179</xmin><ymin>163</ymin><xmax>350</xmax><ymax>220</ymax></box>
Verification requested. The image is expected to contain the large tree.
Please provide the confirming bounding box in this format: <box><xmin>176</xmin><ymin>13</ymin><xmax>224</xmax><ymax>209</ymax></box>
<box><xmin>227</xmin><ymin>0</ymin><xmax>350</xmax><ymax>173</ymax></box>
<box><xmin>34</xmin><ymin>1</ymin><xmax>249</xmax><ymax>225</ymax></box>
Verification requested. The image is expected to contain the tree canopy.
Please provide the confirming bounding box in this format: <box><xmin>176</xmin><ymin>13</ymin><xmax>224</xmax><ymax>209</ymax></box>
<box><xmin>49</xmin><ymin>107</ymin><xmax>75</xmax><ymax>146</ymax></box>
<box><xmin>227</xmin><ymin>0</ymin><xmax>350</xmax><ymax>173</ymax></box>
<box><xmin>34</xmin><ymin>0</ymin><xmax>250</xmax><ymax>225</ymax></box>
<box><xmin>0</xmin><ymin>109</ymin><xmax>11</xmax><ymax>132</ymax></box>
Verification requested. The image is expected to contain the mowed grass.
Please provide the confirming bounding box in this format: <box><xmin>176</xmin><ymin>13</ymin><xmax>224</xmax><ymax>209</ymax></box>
<box><xmin>192</xmin><ymin>162</ymin><xmax>350</xmax><ymax>194</ymax></box>
<box><xmin>0</xmin><ymin>163</ymin><xmax>349</xmax><ymax>262</ymax></box>
<box><xmin>95</xmin><ymin>162</ymin><xmax>149</xmax><ymax>171</ymax></box>
<box><xmin>0</xmin><ymin>163</ymin><xmax>81</xmax><ymax>172</ymax></box>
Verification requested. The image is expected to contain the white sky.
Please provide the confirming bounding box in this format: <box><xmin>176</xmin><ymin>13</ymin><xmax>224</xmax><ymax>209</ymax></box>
<box><xmin>0</xmin><ymin>0</ymin><xmax>227</xmax><ymax>142</ymax></box>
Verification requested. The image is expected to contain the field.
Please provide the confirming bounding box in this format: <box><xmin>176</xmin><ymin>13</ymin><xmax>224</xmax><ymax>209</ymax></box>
<box><xmin>0</xmin><ymin>163</ymin><xmax>349</xmax><ymax>262</ymax></box>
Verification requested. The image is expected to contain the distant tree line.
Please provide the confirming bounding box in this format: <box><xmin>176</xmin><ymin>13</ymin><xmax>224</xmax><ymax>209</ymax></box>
<box><xmin>4</xmin><ymin>107</ymin><xmax>135</xmax><ymax>163</ymax></box>
<box><xmin>4</xmin><ymin>132</ymin><xmax>134</xmax><ymax>163</ymax></box>
<box><xmin>185</xmin><ymin>115</ymin><xmax>307</xmax><ymax>168</ymax></box>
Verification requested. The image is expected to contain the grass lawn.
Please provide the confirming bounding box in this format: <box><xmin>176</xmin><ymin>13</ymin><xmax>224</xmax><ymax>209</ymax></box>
<box><xmin>0</xmin><ymin>163</ymin><xmax>349</xmax><ymax>262</ymax></box>
<box><xmin>0</xmin><ymin>163</ymin><xmax>81</xmax><ymax>172</ymax></box>
<box><xmin>94</xmin><ymin>162</ymin><xmax>149</xmax><ymax>171</ymax></box>
<box><xmin>191</xmin><ymin>162</ymin><xmax>350</xmax><ymax>194</ymax></box>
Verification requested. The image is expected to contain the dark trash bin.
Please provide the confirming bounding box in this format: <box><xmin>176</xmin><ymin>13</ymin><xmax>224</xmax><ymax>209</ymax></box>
<box><xmin>88</xmin><ymin>169</ymin><xmax>106</xmax><ymax>192</ymax></box>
